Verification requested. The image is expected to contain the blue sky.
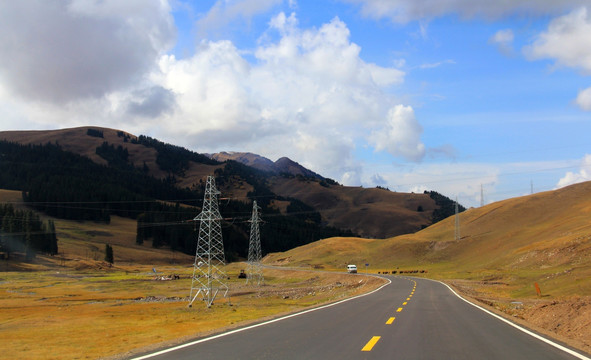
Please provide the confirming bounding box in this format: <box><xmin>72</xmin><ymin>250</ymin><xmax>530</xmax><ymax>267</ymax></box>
<box><xmin>1</xmin><ymin>1</ymin><xmax>591</xmax><ymax>207</ymax></box>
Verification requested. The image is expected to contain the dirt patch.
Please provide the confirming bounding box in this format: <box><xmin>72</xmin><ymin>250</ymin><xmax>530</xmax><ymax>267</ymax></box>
<box><xmin>447</xmin><ymin>280</ymin><xmax>591</xmax><ymax>355</ymax></box>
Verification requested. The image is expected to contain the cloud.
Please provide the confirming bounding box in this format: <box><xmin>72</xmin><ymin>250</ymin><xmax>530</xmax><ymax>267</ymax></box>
<box><xmin>340</xmin><ymin>0</ymin><xmax>589</xmax><ymax>23</ymax></box>
<box><xmin>0</xmin><ymin>0</ymin><xmax>175</xmax><ymax>104</ymax></box>
<box><xmin>130</xmin><ymin>12</ymin><xmax>414</xmax><ymax>184</ymax></box>
<box><xmin>127</xmin><ymin>86</ymin><xmax>176</xmax><ymax>118</ymax></box>
<box><xmin>524</xmin><ymin>7</ymin><xmax>591</xmax><ymax>74</ymax></box>
<box><xmin>362</xmin><ymin>162</ymin><xmax>500</xmax><ymax>207</ymax></box>
<box><xmin>575</xmin><ymin>87</ymin><xmax>591</xmax><ymax>111</ymax></box>
<box><xmin>556</xmin><ymin>154</ymin><xmax>591</xmax><ymax>188</ymax></box>
<box><xmin>196</xmin><ymin>0</ymin><xmax>282</xmax><ymax>37</ymax></box>
<box><xmin>369</xmin><ymin>105</ymin><xmax>426</xmax><ymax>161</ymax></box>
<box><xmin>418</xmin><ymin>59</ymin><xmax>455</xmax><ymax>69</ymax></box>
<box><xmin>489</xmin><ymin>29</ymin><xmax>514</xmax><ymax>55</ymax></box>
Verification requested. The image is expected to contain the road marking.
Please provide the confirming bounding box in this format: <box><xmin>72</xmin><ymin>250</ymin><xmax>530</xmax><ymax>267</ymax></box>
<box><xmin>403</xmin><ymin>302</ymin><xmax>407</xmax><ymax>305</ymax></box>
<box><xmin>396</xmin><ymin>307</ymin><xmax>403</xmax><ymax>312</ymax></box>
<box><xmin>386</xmin><ymin>317</ymin><xmax>395</xmax><ymax>325</ymax></box>
<box><xmin>406</xmin><ymin>297</ymin><xmax>410</xmax><ymax>300</ymax></box>
<box><xmin>131</xmin><ymin>276</ymin><xmax>393</xmax><ymax>359</ymax></box>
<box><xmin>362</xmin><ymin>336</ymin><xmax>381</xmax><ymax>351</ymax></box>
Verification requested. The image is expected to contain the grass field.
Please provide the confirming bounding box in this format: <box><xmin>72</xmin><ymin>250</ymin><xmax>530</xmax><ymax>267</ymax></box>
<box><xmin>0</xmin><ymin>263</ymin><xmax>384</xmax><ymax>360</ymax></box>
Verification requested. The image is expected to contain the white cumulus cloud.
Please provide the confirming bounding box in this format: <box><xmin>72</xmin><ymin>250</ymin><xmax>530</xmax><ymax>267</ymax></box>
<box><xmin>489</xmin><ymin>29</ymin><xmax>514</xmax><ymax>55</ymax></box>
<box><xmin>524</xmin><ymin>7</ymin><xmax>591</xmax><ymax>74</ymax></box>
<box><xmin>152</xmin><ymin>13</ymin><xmax>417</xmax><ymax>182</ymax></box>
<box><xmin>556</xmin><ymin>154</ymin><xmax>591</xmax><ymax>188</ymax></box>
<box><xmin>575</xmin><ymin>87</ymin><xmax>591</xmax><ymax>111</ymax></box>
<box><xmin>369</xmin><ymin>105</ymin><xmax>425</xmax><ymax>161</ymax></box>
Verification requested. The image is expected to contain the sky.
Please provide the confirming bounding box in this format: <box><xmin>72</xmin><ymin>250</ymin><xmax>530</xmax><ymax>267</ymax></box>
<box><xmin>1</xmin><ymin>0</ymin><xmax>591</xmax><ymax>208</ymax></box>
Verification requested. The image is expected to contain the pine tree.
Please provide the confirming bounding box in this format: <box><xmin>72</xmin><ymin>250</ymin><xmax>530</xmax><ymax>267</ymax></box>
<box><xmin>47</xmin><ymin>220</ymin><xmax>58</xmax><ymax>256</ymax></box>
<box><xmin>105</xmin><ymin>244</ymin><xmax>114</xmax><ymax>264</ymax></box>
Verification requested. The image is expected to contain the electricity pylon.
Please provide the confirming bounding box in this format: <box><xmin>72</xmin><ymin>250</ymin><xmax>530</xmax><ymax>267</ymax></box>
<box><xmin>188</xmin><ymin>176</ymin><xmax>228</xmax><ymax>308</ymax></box>
<box><xmin>454</xmin><ymin>196</ymin><xmax>461</xmax><ymax>241</ymax></box>
<box><xmin>246</xmin><ymin>201</ymin><xmax>264</xmax><ymax>285</ymax></box>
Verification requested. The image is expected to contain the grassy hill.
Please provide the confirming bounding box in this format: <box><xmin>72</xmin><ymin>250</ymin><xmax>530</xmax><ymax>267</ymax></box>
<box><xmin>0</xmin><ymin>189</ymin><xmax>193</xmax><ymax>272</ymax></box>
<box><xmin>266</xmin><ymin>181</ymin><xmax>591</xmax><ymax>298</ymax></box>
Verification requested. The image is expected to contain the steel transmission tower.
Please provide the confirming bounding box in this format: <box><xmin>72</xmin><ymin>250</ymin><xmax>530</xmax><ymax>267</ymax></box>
<box><xmin>188</xmin><ymin>176</ymin><xmax>228</xmax><ymax>308</ymax></box>
<box><xmin>454</xmin><ymin>197</ymin><xmax>461</xmax><ymax>241</ymax></box>
<box><xmin>246</xmin><ymin>201</ymin><xmax>264</xmax><ymax>285</ymax></box>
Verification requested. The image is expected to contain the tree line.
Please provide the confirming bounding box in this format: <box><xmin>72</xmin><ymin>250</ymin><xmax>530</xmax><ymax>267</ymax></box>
<box><xmin>0</xmin><ymin>204</ymin><xmax>57</xmax><ymax>260</ymax></box>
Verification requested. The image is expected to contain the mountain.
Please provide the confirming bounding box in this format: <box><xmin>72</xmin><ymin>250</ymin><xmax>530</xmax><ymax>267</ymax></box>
<box><xmin>0</xmin><ymin>126</ymin><xmax>460</xmax><ymax>242</ymax></box>
<box><xmin>208</xmin><ymin>152</ymin><xmax>324</xmax><ymax>180</ymax></box>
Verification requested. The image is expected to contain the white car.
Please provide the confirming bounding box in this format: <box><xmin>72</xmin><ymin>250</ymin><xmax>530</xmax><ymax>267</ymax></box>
<box><xmin>347</xmin><ymin>264</ymin><xmax>357</xmax><ymax>273</ymax></box>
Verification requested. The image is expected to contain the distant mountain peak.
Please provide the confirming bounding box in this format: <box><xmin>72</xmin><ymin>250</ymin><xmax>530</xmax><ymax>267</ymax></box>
<box><xmin>274</xmin><ymin>157</ymin><xmax>323</xmax><ymax>179</ymax></box>
<box><xmin>209</xmin><ymin>152</ymin><xmax>324</xmax><ymax>179</ymax></box>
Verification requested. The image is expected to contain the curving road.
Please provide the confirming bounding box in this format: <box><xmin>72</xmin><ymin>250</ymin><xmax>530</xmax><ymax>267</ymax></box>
<box><xmin>132</xmin><ymin>276</ymin><xmax>590</xmax><ymax>360</ymax></box>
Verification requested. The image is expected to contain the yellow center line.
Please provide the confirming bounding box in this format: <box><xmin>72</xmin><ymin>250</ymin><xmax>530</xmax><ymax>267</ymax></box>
<box><xmin>396</xmin><ymin>307</ymin><xmax>403</xmax><ymax>312</ymax></box>
<box><xmin>362</xmin><ymin>336</ymin><xmax>381</xmax><ymax>351</ymax></box>
<box><xmin>403</xmin><ymin>302</ymin><xmax>407</xmax><ymax>305</ymax></box>
<box><xmin>406</xmin><ymin>297</ymin><xmax>410</xmax><ymax>301</ymax></box>
<box><xmin>386</xmin><ymin>317</ymin><xmax>395</xmax><ymax>325</ymax></box>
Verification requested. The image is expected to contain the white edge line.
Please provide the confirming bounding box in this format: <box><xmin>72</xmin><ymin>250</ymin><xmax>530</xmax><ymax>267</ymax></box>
<box><xmin>434</xmin><ymin>279</ymin><xmax>591</xmax><ymax>360</ymax></box>
<box><xmin>131</xmin><ymin>276</ymin><xmax>391</xmax><ymax>360</ymax></box>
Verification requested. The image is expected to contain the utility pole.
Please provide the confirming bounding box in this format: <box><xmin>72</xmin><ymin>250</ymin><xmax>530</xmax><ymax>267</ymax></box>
<box><xmin>188</xmin><ymin>176</ymin><xmax>228</xmax><ymax>308</ymax></box>
<box><xmin>246</xmin><ymin>201</ymin><xmax>264</xmax><ymax>285</ymax></box>
<box><xmin>480</xmin><ymin>184</ymin><xmax>484</xmax><ymax>207</ymax></box>
<box><xmin>454</xmin><ymin>196</ymin><xmax>461</xmax><ymax>241</ymax></box>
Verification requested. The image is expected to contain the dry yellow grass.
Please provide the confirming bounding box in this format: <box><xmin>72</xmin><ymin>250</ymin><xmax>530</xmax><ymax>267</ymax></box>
<box><xmin>0</xmin><ymin>265</ymin><xmax>384</xmax><ymax>360</ymax></box>
<box><xmin>267</xmin><ymin>181</ymin><xmax>591</xmax><ymax>298</ymax></box>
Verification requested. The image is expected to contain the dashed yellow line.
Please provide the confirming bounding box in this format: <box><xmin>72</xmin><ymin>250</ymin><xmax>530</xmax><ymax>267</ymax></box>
<box><xmin>396</xmin><ymin>307</ymin><xmax>403</xmax><ymax>312</ymax></box>
<box><xmin>402</xmin><ymin>302</ymin><xmax>407</xmax><ymax>305</ymax></box>
<box><xmin>362</xmin><ymin>336</ymin><xmax>381</xmax><ymax>351</ymax></box>
<box><xmin>406</xmin><ymin>297</ymin><xmax>410</xmax><ymax>301</ymax></box>
<box><xmin>386</xmin><ymin>317</ymin><xmax>395</xmax><ymax>325</ymax></box>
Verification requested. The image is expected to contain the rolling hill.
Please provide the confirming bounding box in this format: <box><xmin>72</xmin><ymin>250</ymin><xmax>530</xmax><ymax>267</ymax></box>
<box><xmin>265</xmin><ymin>180</ymin><xmax>591</xmax><ymax>297</ymax></box>
<box><xmin>0</xmin><ymin>126</ymin><xmax>459</xmax><ymax>240</ymax></box>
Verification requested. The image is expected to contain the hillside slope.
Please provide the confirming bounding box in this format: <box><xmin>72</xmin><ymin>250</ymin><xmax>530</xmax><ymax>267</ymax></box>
<box><xmin>269</xmin><ymin>177</ymin><xmax>434</xmax><ymax>238</ymax></box>
<box><xmin>0</xmin><ymin>126</ymin><xmax>455</xmax><ymax>239</ymax></box>
<box><xmin>267</xmin><ymin>181</ymin><xmax>591</xmax><ymax>297</ymax></box>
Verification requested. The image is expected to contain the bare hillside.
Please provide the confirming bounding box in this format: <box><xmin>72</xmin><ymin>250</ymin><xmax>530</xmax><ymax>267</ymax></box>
<box><xmin>270</xmin><ymin>177</ymin><xmax>435</xmax><ymax>238</ymax></box>
<box><xmin>267</xmin><ymin>181</ymin><xmax>591</xmax><ymax>296</ymax></box>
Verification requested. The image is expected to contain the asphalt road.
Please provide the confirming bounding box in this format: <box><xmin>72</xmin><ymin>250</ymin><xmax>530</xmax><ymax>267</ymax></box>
<box><xmin>132</xmin><ymin>276</ymin><xmax>590</xmax><ymax>360</ymax></box>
